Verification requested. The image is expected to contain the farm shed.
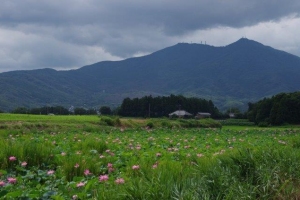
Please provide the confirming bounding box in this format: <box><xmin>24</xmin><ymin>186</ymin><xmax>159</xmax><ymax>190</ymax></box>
<box><xmin>169</xmin><ymin>110</ymin><xmax>193</xmax><ymax>118</ymax></box>
<box><xmin>196</xmin><ymin>112</ymin><xmax>211</xmax><ymax>119</ymax></box>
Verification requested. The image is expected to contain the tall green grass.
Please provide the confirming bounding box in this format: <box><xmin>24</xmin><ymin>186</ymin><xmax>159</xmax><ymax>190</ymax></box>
<box><xmin>1</xmin><ymin>114</ymin><xmax>300</xmax><ymax>199</ymax></box>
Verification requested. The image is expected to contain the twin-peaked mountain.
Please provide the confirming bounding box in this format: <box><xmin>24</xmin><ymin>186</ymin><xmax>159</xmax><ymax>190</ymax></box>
<box><xmin>1</xmin><ymin>38</ymin><xmax>300</xmax><ymax>111</ymax></box>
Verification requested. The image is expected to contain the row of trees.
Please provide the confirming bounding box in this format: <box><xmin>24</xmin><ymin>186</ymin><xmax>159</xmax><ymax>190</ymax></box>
<box><xmin>8</xmin><ymin>92</ymin><xmax>300</xmax><ymax>125</ymax></box>
<box><xmin>247</xmin><ymin>92</ymin><xmax>300</xmax><ymax>125</ymax></box>
<box><xmin>8</xmin><ymin>95</ymin><xmax>240</xmax><ymax>119</ymax></box>
<box><xmin>118</xmin><ymin>95</ymin><xmax>221</xmax><ymax>118</ymax></box>
<box><xmin>11</xmin><ymin>106</ymin><xmax>98</xmax><ymax>115</ymax></box>
<box><xmin>11</xmin><ymin>105</ymin><xmax>113</xmax><ymax>115</ymax></box>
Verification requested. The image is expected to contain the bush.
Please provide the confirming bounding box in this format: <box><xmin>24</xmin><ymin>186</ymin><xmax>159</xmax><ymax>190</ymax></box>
<box><xmin>161</xmin><ymin>121</ymin><xmax>172</xmax><ymax>128</ymax></box>
<box><xmin>220</xmin><ymin>119</ymin><xmax>255</xmax><ymax>126</ymax></box>
<box><xmin>146</xmin><ymin>121</ymin><xmax>154</xmax><ymax>129</ymax></box>
<box><xmin>258</xmin><ymin>122</ymin><xmax>269</xmax><ymax>127</ymax></box>
<box><xmin>100</xmin><ymin>116</ymin><xmax>121</xmax><ymax>126</ymax></box>
<box><xmin>100</xmin><ymin>106</ymin><xmax>112</xmax><ymax>115</ymax></box>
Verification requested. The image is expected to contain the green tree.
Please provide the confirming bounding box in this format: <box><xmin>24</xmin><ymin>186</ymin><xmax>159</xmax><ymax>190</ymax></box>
<box><xmin>74</xmin><ymin>107</ymin><xmax>87</xmax><ymax>115</ymax></box>
<box><xmin>100</xmin><ymin>106</ymin><xmax>112</xmax><ymax>115</ymax></box>
<box><xmin>118</xmin><ymin>94</ymin><xmax>220</xmax><ymax>118</ymax></box>
<box><xmin>247</xmin><ymin>92</ymin><xmax>300</xmax><ymax>125</ymax></box>
<box><xmin>12</xmin><ymin>107</ymin><xmax>29</xmax><ymax>114</ymax></box>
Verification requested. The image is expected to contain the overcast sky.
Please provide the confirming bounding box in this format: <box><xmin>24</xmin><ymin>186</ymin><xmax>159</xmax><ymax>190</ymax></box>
<box><xmin>1</xmin><ymin>0</ymin><xmax>300</xmax><ymax>73</ymax></box>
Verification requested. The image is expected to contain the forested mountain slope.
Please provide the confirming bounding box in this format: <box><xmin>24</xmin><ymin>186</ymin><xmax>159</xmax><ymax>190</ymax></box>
<box><xmin>1</xmin><ymin>38</ymin><xmax>300</xmax><ymax>111</ymax></box>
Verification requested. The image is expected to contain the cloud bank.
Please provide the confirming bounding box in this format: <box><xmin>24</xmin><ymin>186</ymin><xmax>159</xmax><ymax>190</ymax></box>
<box><xmin>0</xmin><ymin>0</ymin><xmax>300</xmax><ymax>72</ymax></box>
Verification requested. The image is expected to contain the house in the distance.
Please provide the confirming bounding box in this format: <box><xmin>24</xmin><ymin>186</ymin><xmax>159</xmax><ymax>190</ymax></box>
<box><xmin>169</xmin><ymin>110</ymin><xmax>193</xmax><ymax>118</ymax></box>
<box><xmin>195</xmin><ymin>112</ymin><xmax>211</xmax><ymax>119</ymax></box>
<box><xmin>229</xmin><ymin>113</ymin><xmax>235</xmax><ymax>118</ymax></box>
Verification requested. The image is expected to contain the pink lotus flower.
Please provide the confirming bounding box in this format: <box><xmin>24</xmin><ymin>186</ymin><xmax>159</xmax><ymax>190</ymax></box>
<box><xmin>99</xmin><ymin>155</ymin><xmax>105</xmax><ymax>158</ymax></box>
<box><xmin>72</xmin><ymin>195</ymin><xmax>78</xmax><ymax>200</ymax></box>
<box><xmin>84</xmin><ymin>169</ymin><xmax>91</xmax><ymax>176</ymax></box>
<box><xmin>152</xmin><ymin>163</ymin><xmax>158</xmax><ymax>169</ymax></box>
<box><xmin>0</xmin><ymin>181</ymin><xmax>5</xmax><ymax>187</ymax></box>
<box><xmin>135</xmin><ymin>146</ymin><xmax>141</xmax><ymax>150</ymax></box>
<box><xmin>9</xmin><ymin>156</ymin><xmax>16</xmax><ymax>161</ymax></box>
<box><xmin>115</xmin><ymin>178</ymin><xmax>125</xmax><ymax>184</ymax></box>
<box><xmin>76</xmin><ymin>182</ymin><xmax>85</xmax><ymax>187</ymax></box>
<box><xmin>156</xmin><ymin>153</ymin><xmax>162</xmax><ymax>157</ymax></box>
<box><xmin>74</xmin><ymin>163</ymin><xmax>79</xmax><ymax>168</ymax></box>
<box><xmin>21</xmin><ymin>161</ymin><xmax>27</xmax><ymax>167</ymax></box>
<box><xmin>61</xmin><ymin>152</ymin><xmax>66</xmax><ymax>156</ymax></box>
<box><xmin>99</xmin><ymin>174</ymin><xmax>109</xmax><ymax>182</ymax></box>
<box><xmin>7</xmin><ymin>177</ymin><xmax>17</xmax><ymax>184</ymax></box>
<box><xmin>47</xmin><ymin>170</ymin><xmax>55</xmax><ymax>175</ymax></box>
<box><xmin>108</xmin><ymin>167</ymin><xmax>114</xmax><ymax>173</ymax></box>
<box><xmin>197</xmin><ymin>153</ymin><xmax>203</xmax><ymax>158</ymax></box>
<box><xmin>109</xmin><ymin>152</ymin><xmax>115</xmax><ymax>156</ymax></box>
<box><xmin>107</xmin><ymin>163</ymin><xmax>113</xmax><ymax>168</ymax></box>
<box><xmin>132</xmin><ymin>165</ymin><xmax>140</xmax><ymax>170</ymax></box>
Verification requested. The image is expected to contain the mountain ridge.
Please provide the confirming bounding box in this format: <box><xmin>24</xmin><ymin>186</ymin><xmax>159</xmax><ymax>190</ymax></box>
<box><xmin>1</xmin><ymin>38</ymin><xmax>300</xmax><ymax>112</ymax></box>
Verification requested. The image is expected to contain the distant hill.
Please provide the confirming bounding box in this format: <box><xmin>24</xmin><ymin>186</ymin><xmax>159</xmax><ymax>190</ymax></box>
<box><xmin>1</xmin><ymin>38</ymin><xmax>300</xmax><ymax>112</ymax></box>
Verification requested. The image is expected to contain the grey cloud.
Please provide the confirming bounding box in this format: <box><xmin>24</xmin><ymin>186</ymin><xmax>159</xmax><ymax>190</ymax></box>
<box><xmin>1</xmin><ymin>1</ymin><xmax>300</xmax><ymax>32</ymax></box>
<box><xmin>1</xmin><ymin>0</ymin><xmax>300</xmax><ymax>72</ymax></box>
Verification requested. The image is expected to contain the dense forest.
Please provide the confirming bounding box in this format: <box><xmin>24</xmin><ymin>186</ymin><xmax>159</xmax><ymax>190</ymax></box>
<box><xmin>247</xmin><ymin>92</ymin><xmax>300</xmax><ymax>125</ymax></box>
<box><xmin>118</xmin><ymin>95</ymin><xmax>220</xmax><ymax>118</ymax></box>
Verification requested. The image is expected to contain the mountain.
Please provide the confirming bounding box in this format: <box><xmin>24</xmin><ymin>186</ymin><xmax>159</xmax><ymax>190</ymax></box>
<box><xmin>1</xmin><ymin>38</ymin><xmax>300</xmax><ymax>112</ymax></box>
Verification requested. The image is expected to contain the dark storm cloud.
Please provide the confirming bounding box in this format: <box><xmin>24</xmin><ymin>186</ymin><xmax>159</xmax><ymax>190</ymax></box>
<box><xmin>0</xmin><ymin>0</ymin><xmax>300</xmax><ymax>72</ymax></box>
<box><xmin>1</xmin><ymin>1</ymin><xmax>299</xmax><ymax>32</ymax></box>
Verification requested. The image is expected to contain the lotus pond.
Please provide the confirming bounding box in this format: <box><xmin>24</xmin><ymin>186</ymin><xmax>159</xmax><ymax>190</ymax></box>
<box><xmin>1</xmin><ymin>114</ymin><xmax>300</xmax><ymax>199</ymax></box>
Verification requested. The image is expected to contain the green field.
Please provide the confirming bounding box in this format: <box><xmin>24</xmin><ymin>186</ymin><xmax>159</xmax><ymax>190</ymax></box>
<box><xmin>1</xmin><ymin>114</ymin><xmax>300</xmax><ymax>199</ymax></box>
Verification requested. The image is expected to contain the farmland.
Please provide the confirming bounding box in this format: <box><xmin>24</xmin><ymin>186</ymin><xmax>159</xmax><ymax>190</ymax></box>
<box><xmin>1</xmin><ymin>114</ymin><xmax>300</xmax><ymax>199</ymax></box>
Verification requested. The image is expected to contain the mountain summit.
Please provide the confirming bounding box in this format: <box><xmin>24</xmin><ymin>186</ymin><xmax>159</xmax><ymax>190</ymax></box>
<box><xmin>1</xmin><ymin>38</ymin><xmax>300</xmax><ymax>111</ymax></box>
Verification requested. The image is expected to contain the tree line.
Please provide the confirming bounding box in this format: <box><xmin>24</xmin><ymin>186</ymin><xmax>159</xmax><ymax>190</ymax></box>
<box><xmin>118</xmin><ymin>95</ymin><xmax>221</xmax><ymax>118</ymax></box>
<box><xmin>247</xmin><ymin>92</ymin><xmax>300</xmax><ymax>125</ymax></box>
<box><xmin>11</xmin><ymin>106</ymin><xmax>98</xmax><ymax>115</ymax></box>
<box><xmin>9</xmin><ymin>95</ymin><xmax>222</xmax><ymax>118</ymax></box>
<box><xmin>7</xmin><ymin>92</ymin><xmax>300</xmax><ymax>125</ymax></box>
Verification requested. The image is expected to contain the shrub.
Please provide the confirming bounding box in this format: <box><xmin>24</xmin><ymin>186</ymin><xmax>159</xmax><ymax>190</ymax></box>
<box><xmin>146</xmin><ymin>121</ymin><xmax>154</xmax><ymax>129</ymax></box>
<box><xmin>100</xmin><ymin>116</ymin><xmax>122</xmax><ymax>126</ymax></box>
<box><xmin>258</xmin><ymin>122</ymin><xmax>269</xmax><ymax>127</ymax></box>
<box><xmin>100</xmin><ymin>106</ymin><xmax>112</xmax><ymax>115</ymax></box>
<box><xmin>161</xmin><ymin>121</ymin><xmax>172</xmax><ymax>128</ymax></box>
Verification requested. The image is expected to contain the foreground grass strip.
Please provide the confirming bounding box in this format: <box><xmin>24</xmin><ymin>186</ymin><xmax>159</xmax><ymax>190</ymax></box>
<box><xmin>1</xmin><ymin>115</ymin><xmax>300</xmax><ymax>199</ymax></box>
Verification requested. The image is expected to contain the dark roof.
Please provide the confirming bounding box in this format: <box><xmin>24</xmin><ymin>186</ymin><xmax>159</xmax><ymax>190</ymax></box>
<box><xmin>169</xmin><ymin>110</ymin><xmax>192</xmax><ymax>116</ymax></box>
<box><xmin>197</xmin><ymin>112</ymin><xmax>211</xmax><ymax>116</ymax></box>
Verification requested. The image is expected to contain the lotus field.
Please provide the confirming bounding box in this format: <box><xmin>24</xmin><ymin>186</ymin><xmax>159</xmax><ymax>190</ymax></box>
<box><xmin>1</xmin><ymin>114</ymin><xmax>300</xmax><ymax>199</ymax></box>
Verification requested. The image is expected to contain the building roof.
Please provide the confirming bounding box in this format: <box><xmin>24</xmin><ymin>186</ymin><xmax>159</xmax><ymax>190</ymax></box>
<box><xmin>197</xmin><ymin>112</ymin><xmax>211</xmax><ymax>116</ymax></box>
<box><xmin>169</xmin><ymin>110</ymin><xmax>192</xmax><ymax>116</ymax></box>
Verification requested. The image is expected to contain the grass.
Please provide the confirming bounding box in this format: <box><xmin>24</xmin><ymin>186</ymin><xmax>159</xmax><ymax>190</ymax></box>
<box><xmin>0</xmin><ymin>114</ymin><xmax>222</xmax><ymax>134</ymax></box>
<box><xmin>1</xmin><ymin>114</ymin><xmax>300</xmax><ymax>199</ymax></box>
